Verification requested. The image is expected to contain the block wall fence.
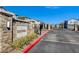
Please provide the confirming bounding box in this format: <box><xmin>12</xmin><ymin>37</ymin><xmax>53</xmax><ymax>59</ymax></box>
<box><xmin>0</xmin><ymin>13</ymin><xmax>30</xmax><ymax>52</ymax></box>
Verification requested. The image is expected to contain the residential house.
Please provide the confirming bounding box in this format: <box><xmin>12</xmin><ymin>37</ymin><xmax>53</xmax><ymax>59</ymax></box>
<box><xmin>67</xmin><ymin>19</ymin><xmax>78</xmax><ymax>31</ymax></box>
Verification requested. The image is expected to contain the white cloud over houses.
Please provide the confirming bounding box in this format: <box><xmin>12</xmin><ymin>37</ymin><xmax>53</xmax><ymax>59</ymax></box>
<box><xmin>45</xmin><ymin>6</ymin><xmax>60</xmax><ymax>9</ymax></box>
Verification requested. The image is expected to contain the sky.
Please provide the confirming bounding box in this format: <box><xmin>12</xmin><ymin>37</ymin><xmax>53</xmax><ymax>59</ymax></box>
<box><xmin>4</xmin><ymin>6</ymin><xmax>79</xmax><ymax>24</ymax></box>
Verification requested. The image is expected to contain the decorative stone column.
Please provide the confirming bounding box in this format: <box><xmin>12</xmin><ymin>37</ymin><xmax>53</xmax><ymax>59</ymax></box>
<box><xmin>0</xmin><ymin>13</ymin><xmax>13</xmax><ymax>52</ymax></box>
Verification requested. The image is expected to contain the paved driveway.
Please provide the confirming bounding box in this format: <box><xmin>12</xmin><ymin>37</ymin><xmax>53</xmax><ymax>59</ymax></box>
<box><xmin>29</xmin><ymin>29</ymin><xmax>79</xmax><ymax>53</ymax></box>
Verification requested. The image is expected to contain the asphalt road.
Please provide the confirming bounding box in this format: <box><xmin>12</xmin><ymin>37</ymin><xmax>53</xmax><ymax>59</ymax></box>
<box><xmin>29</xmin><ymin>29</ymin><xmax>79</xmax><ymax>53</ymax></box>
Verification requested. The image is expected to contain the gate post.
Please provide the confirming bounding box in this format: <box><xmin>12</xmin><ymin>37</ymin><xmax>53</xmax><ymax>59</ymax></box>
<box><xmin>0</xmin><ymin>12</ymin><xmax>13</xmax><ymax>52</ymax></box>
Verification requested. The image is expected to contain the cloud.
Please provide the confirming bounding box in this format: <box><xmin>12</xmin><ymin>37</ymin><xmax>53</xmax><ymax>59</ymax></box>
<box><xmin>45</xmin><ymin>6</ymin><xmax>60</xmax><ymax>9</ymax></box>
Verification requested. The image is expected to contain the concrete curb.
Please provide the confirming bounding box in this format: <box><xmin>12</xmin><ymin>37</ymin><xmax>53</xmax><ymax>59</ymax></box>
<box><xmin>21</xmin><ymin>31</ymin><xmax>48</xmax><ymax>53</ymax></box>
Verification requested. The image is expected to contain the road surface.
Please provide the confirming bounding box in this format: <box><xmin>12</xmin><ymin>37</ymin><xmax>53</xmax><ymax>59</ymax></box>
<box><xmin>29</xmin><ymin>29</ymin><xmax>79</xmax><ymax>53</ymax></box>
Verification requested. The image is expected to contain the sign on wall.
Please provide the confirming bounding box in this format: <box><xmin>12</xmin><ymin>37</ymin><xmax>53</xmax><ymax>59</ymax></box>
<box><xmin>16</xmin><ymin>23</ymin><xmax>28</xmax><ymax>39</ymax></box>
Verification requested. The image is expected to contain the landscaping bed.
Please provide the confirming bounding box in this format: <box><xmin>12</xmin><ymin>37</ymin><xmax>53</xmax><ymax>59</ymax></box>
<box><xmin>10</xmin><ymin>30</ymin><xmax>48</xmax><ymax>53</ymax></box>
<box><xmin>11</xmin><ymin>32</ymin><xmax>38</xmax><ymax>53</ymax></box>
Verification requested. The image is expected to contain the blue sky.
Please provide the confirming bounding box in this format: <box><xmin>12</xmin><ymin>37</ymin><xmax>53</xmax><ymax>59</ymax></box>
<box><xmin>4</xmin><ymin>6</ymin><xmax>79</xmax><ymax>24</ymax></box>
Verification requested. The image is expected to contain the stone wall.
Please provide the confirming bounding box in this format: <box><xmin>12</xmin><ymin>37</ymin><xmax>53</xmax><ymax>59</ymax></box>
<box><xmin>0</xmin><ymin>13</ymin><xmax>30</xmax><ymax>52</ymax></box>
<box><xmin>13</xmin><ymin>20</ymin><xmax>29</xmax><ymax>41</ymax></box>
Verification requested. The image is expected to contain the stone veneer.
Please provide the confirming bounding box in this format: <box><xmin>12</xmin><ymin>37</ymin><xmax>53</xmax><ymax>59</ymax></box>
<box><xmin>0</xmin><ymin>13</ymin><xmax>13</xmax><ymax>52</ymax></box>
<box><xmin>12</xmin><ymin>19</ymin><xmax>29</xmax><ymax>41</ymax></box>
<box><xmin>0</xmin><ymin>12</ymin><xmax>30</xmax><ymax>52</ymax></box>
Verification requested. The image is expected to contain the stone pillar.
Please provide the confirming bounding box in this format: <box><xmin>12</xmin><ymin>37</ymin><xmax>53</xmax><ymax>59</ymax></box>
<box><xmin>12</xmin><ymin>20</ymin><xmax>17</xmax><ymax>41</ymax></box>
<box><xmin>0</xmin><ymin>13</ymin><xmax>13</xmax><ymax>52</ymax></box>
<box><xmin>75</xmin><ymin>24</ymin><xmax>78</xmax><ymax>31</ymax></box>
<box><xmin>48</xmin><ymin>24</ymin><xmax>51</xmax><ymax>30</ymax></box>
<box><xmin>0</xmin><ymin>17</ymin><xmax>2</xmax><ymax>52</ymax></box>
